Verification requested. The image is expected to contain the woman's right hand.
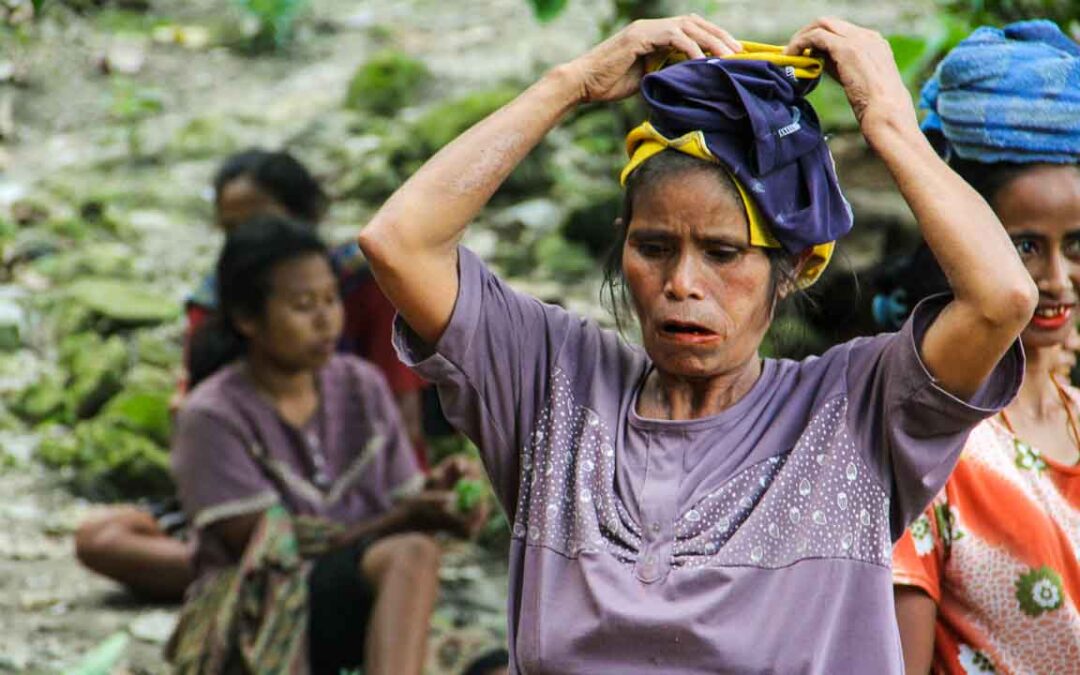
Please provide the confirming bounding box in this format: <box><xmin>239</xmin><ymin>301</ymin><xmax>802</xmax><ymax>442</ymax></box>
<box><xmin>564</xmin><ymin>15</ymin><xmax>741</xmax><ymax>104</ymax></box>
<box><xmin>398</xmin><ymin>488</ymin><xmax>486</xmax><ymax>539</ymax></box>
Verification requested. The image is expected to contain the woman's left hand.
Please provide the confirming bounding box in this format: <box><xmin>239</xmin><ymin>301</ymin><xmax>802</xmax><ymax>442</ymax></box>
<box><xmin>425</xmin><ymin>454</ymin><xmax>484</xmax><ymax>491</ymax></box>
<box><xmin>785</xmin><ymin>18</ymin><xmax>917</xmax><ymax>141</ymax></box>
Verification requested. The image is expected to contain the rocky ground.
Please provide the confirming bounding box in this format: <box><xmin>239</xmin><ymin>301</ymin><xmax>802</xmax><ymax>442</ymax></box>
<box><xmin>0</xmin><ymin>0</ymin><xmax>938</xmax><ymax>672</ymax></box>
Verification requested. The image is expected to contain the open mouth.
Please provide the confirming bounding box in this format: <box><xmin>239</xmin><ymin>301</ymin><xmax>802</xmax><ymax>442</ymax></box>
<box><xmin>659</xmin><ymin>320</ymin><xmax>719</xmax><ymax>343</ymax></box>
<box><xmin>1030</xmin><ymin>304</ymin><xmax>1074</xmax><ymax>330</ymax></box>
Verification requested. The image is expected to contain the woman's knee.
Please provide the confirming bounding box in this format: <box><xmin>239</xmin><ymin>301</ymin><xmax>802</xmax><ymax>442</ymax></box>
<box><xmin>74</xmin><ymin>506</ymin><xmax>160</xmax><ymax>565</ymax></box>
<box><xmin>361</xmin><ymin>533</ymin><xmax>441</xmax><ymax>583</ymax></box>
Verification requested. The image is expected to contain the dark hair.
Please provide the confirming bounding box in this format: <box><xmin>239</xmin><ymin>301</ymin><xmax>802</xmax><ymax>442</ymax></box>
<box><xmin>188</xmin><ymin>215</ymin><xmax>329</xmax><ymax>388</ymax></box>
<box><xmin>602</xmin><ymin>151</ymin><xmax>796</xmax><ymax>332</ymax></box>
<box><xmin>871</xmin><ymin>157</ymin><xmax>1026</xmax><ymax>329</ymax></box>
<box><xmin>872</xmin><ymin>153</ymin><xmax>1079</xmax><ymax>329</ymax></box>
<box><xmin>213</xmin><ymin>148</ymin><xmax>328</xmax><ymax>223</ymax></box>
<box><xmin>871</xmin><ymin>242</ymin><xmax>949</xmax><ymax>329</ymax></box>
<box><xmin>948</xmin><ymin>156</ymin><xmax>1032</xmax><ymax>209</ymax></box>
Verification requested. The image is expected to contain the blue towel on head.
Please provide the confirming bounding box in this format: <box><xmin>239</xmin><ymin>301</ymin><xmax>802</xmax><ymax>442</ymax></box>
<box><xmin>921</xmin><ymin>19</ymin><xmax>1080</xmax><ymax>164</ymax></box>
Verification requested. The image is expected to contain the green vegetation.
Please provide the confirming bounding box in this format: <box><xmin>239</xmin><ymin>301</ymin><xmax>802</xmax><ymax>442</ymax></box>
<box><xmin>455</xmin><ymin>478</ymin><xmax>487</xmax><ymax>513</ymax></box>
<box><xmin>108</xmin><ymin>78</ymin><xmax>163</xmax><ymax>160</ymax></box>
<box><xmin>345</xmin><ymin>51</ymin><xmax>431</xmax><ymax>117</ymax></box>
<box><xmin>231</xmin><ymin>0</ymin><xmax>309</xmax><ymax>52</ymax></box>
<box><xmin>525</xmin><ymin>0</ymin><xmax>569</xmax><ymax>22</ymax></box>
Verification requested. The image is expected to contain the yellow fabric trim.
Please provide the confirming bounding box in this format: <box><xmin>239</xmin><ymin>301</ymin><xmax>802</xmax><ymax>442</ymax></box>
<box><xmin>621</xmin><ymin>121</ymin><xmax>834</xmax><ymax>289</ymax></box>
<box><xmin>645</xmin><ymin>40</ymin><xmax>822</xmax><ymax>78</ymax></box>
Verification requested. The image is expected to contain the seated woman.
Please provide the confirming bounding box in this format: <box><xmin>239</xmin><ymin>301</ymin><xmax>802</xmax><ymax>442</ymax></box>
<box><xmin>357</xmin><ymin>15</ymin><xmax>1035</xmax><ymax>673</ymax></box>
<box><xmin>74</xmin><ymin>148</ymin><xmax>428</xmax><ymax>602</ymax></box>
<box><xmin>166</xmin><ymin>215</ymin><xmax>484</xmax><ymax>674</ymax></box>
<box><xmin>889</xmin><ymin>20</ymin><xmax>1080</xmax><ymax>675</ymax></box>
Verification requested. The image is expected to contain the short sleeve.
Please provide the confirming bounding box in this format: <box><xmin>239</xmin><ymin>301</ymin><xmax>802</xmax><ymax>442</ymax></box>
<box><xmin>845</xmin><ymin>295</ymin><xmax>1023</xmax><ymax>538</ymax></box>
<box><xmin>171</xmin><ymin>406</ymin><xmax>279</xmax><ymax>529</ymax></box>
<box><xmin>393</xmin><ymin>247</ymin><xmax>580</xmax><ymax>514</ymax></box>
<box><xmin>893</xmin><ymin>493</ymin><xmax>952</xmax><ymax>604</ymax></box>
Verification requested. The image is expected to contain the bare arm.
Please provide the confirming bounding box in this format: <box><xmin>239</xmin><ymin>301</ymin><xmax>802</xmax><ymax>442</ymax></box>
<box><xmin>895</xmin><ymin>586</ymin><xmax>938</xmax><ymax>675</ymax></box>
<box><xmin>787</xmin><ymin>18</ymin><xmax>1037</xmax><ymax>399</ymax></box>
<box><xmin>358</xmin><ymin>16</ymin><xmax>743</xmax><ymax>345</ymax></box>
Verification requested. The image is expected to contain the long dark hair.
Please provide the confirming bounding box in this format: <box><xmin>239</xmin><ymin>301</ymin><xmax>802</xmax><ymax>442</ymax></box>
<box><xmin>188</xmin><ymin>215</ymin><xmax>329</xmax><ymax>388</ymax></box>
<box><xmin>603</xmin><ymin>151</ymin><xmax>796</xmax><ymax>333</ymax></box>
<box><xmin>213</xmin><ymin>148</ymin><xmax>328</xmax><ymax>223</ymax></box>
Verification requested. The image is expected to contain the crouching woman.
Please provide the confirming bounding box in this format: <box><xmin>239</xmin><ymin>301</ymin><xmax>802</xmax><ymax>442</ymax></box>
<box><xmin>166</xmin><ymin>215</ymin><xmax>484</xmax><ymax>675</ymax></box>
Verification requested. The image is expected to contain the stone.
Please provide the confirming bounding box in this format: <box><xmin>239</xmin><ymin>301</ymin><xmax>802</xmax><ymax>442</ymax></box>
<box><xmin>99</xmin><ymin>388</ymin><xmax>170</xmax><ymax>445</ymax></box>
<box><xmin>65</xmin><ymin>278</ymin><xmax>179</xmax><ymax>328</ymax></box>
<box><xmin>60</xmin><ymin>333</ymin><xmax>128</xmax><ymax>420</ymax></box>
<box><xmin>128</xmin><ymin>611</ymin><xmax>176</xmax><ymax>645</ymax></box>
<box><xmin>97</xmin><ymin>40</ymin><xmax>147</xmax><ymax>76</ymax></box>
<box><xmin>0</xmin><ymin>289</ymin><xmax>25</xmax><ymax>351</ymax></box>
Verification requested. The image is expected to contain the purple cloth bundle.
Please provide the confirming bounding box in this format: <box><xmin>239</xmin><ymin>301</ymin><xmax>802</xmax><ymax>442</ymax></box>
<box><xmin>640</xmin><ymin>58</ymin><xmax>853</xmax><ymax>253</ymax></box>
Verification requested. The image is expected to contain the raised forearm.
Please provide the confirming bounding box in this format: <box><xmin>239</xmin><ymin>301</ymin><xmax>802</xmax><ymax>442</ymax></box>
<box><xmin>867</xmin><ymin>114</ymin><xmax>1037</xmax><ymax>324</ymax></box>
<box><xmin>361</xmin><ymin>66</ymin><xmax>581</xmax><ymax>259</ymax></box>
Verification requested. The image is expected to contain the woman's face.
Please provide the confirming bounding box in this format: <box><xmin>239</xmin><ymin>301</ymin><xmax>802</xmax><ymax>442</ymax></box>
<box><xmin>623</xmin><ymin>169</ymin><xmax>776</xmax><ymax>379</ymax></box>
<box><xmin>996</xmin><ymin>165</ymin><xmax>1080</xmax><ymax>352</ymax></box>
<box><xmin>216</xmin><ymin>176</ymin><xmax>289</xmax><ymax>232</ymax></box>
<box><xmin>238</xmin><ymin>253</ymin><xmax>344</xmax><ymax>372</ymax></box>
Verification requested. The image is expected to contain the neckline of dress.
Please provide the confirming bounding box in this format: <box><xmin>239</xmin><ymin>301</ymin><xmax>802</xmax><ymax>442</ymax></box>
<box><xmin>627</xmin><ymin>357</ymin><xmax>778</xmax><ymax>432</ymax></box>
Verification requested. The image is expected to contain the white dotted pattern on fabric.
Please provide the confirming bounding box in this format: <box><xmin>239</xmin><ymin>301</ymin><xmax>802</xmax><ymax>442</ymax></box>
<box><xmin>674</xmin><ymin>398</ymin><xmax>891</xmax><ymax>570</ymax></box>
<box><xmin>511</xmin><ymin>369</ymin><xmax>892</xmax><ymax>571</ymax></box>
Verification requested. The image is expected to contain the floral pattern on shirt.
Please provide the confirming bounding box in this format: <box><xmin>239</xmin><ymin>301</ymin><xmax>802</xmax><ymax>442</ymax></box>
<box><xmin>1016</xmin><ymin>565</ymin><xmax>1065</xmax><ymax>617</ymax></box>
<box><xmin>1013</xmin><ymin>439</ymin><xmax>1047</xmax><ymax>473</ymax></box>
<box><xmin>910</xmin><ymin>514</ymin><xmax>935</xmax><ymax>556</ymax></box>
<box><xmin>933</xmin><ymin>503</ymin><xmax>965</xmax><ymax>547</ymax></box>
<box><xmin>957</xmin><ymin>644</ymin><xmax>996</xmax><ymax>673</ymax></box>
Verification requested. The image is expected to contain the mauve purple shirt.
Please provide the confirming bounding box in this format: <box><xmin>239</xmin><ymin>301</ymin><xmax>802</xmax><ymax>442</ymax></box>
<box><xmin>172</xmin><ymin>354</ymin><xmax>421</xmax><ymax>576</ymax></box>
<box><xmin>394</xmin><ymin>248</ymin><xmax>1023</xmax><ymax>674</ymax></box>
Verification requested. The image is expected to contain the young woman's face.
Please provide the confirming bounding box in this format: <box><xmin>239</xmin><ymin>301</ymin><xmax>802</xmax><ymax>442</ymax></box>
<box><xmin>996</xmin><ymin>165</ymin><xmax>1080</xmax><ymax>352</ymax></box>
<box><xmin>238</xmin><ymin>254</ymin><xmax>343</xmax><ymax>372</ymax></box>
<box><xmin>622</xmin><ymin>169</ymin><xmax>776</xmax><ymax>379</ymax></box>
<box><xmin>216</xmin><ymin>176</ymin><xmax>289</xmax><ymax>232</ymax></box>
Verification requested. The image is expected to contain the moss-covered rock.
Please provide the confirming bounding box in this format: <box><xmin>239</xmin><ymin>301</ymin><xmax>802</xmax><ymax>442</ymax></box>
<box><xmin>99</xmin><ymin>388</ymin><xmax>171</xmax><ymax>446</ymax></box>
<box><xmin>11</xmin><ymin>374</ymin><xmax>67</xmax><ymax>424</ymax></box>
<box><xmin>36</xmin><ymin>419</ymin><xmax>173</xmax><ymax>502</ymax></box>
<box><xmin>30</xmin><ymin>242</ymin><xmax>136</xmax><ymax>283</ymax></box>
<box><xmin>125</xmin><ymin>362</ymin><xmax>176</xmax><ymax>393</ymax></box>
<box><xmin>60</xmin><ymin>332</ymin><xmax>129</xmax><ymax>419</ymax></box>
<box><xmin>65</xmin><ymin>278</ymin><xmax>180</xmax><ymax>328</ymax></box>
<box><xmin>345</xmin><ymin>50</ymin><xmax>431</xmax><ymax>116</ymax></box>
<box><xmin>134</xmin><ymin>331</ymin><xmax>180</xmax><ymax>369</ymax></box>
<box><xmin>167</xmin><ymin>115</ymin><xmax>242</xmax><ymax>159</ymax></box>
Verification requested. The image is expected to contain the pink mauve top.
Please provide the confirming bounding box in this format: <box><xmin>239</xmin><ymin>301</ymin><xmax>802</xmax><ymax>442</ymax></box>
<box><xmin>393</xmin><ymin>247</ymin><xmax>1023</xmax><ymax>674</ymax></box>
<box><xmin>171</xmin><ymin>354</ymin><xmax>422</xmax><ymax>576</ymax></box>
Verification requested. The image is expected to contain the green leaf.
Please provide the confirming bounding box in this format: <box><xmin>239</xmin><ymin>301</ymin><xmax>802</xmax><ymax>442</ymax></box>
<box><xmin>526</xmin><ymin>0</ymin><xmax>569</xmax><ymax>22</ymax></box>
<box><xmin>454</xmin><ymin>478</ymin><xmax>487</xmax><ymax>512</ymax></box>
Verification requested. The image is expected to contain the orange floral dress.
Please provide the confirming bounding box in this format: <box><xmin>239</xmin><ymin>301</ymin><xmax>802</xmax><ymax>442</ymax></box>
<box><xmin>893</xmin><ymin>405</ymin><xmax>1080</xmax><ymax>674</ymax></box>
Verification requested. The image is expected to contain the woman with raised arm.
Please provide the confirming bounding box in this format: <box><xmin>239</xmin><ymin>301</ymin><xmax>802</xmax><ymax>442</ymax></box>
<box><xmin>359</xmin><ymin>15</ymin><xmax>1034</xmax><ymax>673</ymax></box>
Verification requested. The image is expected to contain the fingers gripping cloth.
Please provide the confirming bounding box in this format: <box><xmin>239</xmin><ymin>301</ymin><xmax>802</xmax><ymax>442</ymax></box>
<box><xmin>620</xmin><ymin>42</ymin><xmax>853</xmax><ymax>288</ymax></box>
<box><xmin>920</xmin><ymin>19</ymin><xmax>1080</xmax><ymax>164</ymax></box>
